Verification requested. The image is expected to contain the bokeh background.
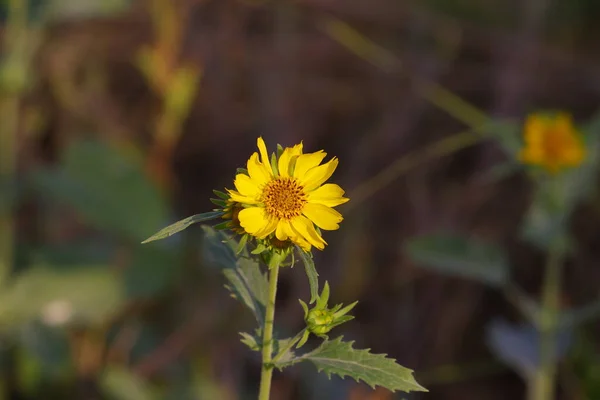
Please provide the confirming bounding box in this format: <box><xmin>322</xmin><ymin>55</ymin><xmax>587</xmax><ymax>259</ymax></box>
<box><xmin>2</xmin><ymin>0</ymin><xmax>600</xmax><ymax>399</ymax></box>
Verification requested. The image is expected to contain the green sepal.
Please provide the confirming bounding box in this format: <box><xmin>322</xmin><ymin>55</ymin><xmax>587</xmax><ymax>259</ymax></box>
<box><xmin>316</xmin><ymin>281</ymin><xmax>330</xmax><ymax>309</ymax></box>
<box><xmin>299</xmin><ymin>299</ymin><xmax>309</xmax><ymax>317</ymax></box>
<box><xmin>297</xmin><ymin>329</ymin><xmax>311</xmax><ymax>349</ymax></box>
<box><xmin>251</xmin><ymin>243</ymin><xmax>268</xmax><ymax>255</ymax></box>
<box><xmin>334</xmin><ymin>301</ymin><xmax>358</xmax><ymax>319</ymax></box>
<box><xmin>213</xmin><ymin>190</ymin><xmax>229</xmax><ymax>200</ymax></box>
<box><xmin>276</xmin><ymin>144</ymin><xmax>284</xmax><ymax>157</ymax></box>
<box><xmin>235</xmin><ymin>234</ymin><xmax>249</xmax><ymax>255</ymax></box>
<box><xmin>210</xmin><ymin>198</ymin><xmax>227</xmax><ymax>207</ymax></box>
<box><xmin>236</xmin><ymin>168</ymin><xmax>248</xmax><ymax>175</ymax></box>
<box><xmin>270</xmin><ymin>153</ymin><xmax>279</xmax><ymax>175</ymax></box>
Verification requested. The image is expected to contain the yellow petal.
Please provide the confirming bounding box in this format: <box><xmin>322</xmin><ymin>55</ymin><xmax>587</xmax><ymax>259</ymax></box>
<box><xmin>278</xmin><ymin>147</ymin><xmax>294</xmax><ymax>177</ymax></box>
<box><xmin>555</xmin><ymin>113</ymin><xmax>574</xmax><ymax>133</ymax></box>
<box><xmin>293</xmin><ymin>151</ymin><xmax>327</xmax><ymax>179</ymax></box>
<box><xmin>294</xmin><ymin>235</ymin><xmax>312</xmax><ymax>252</ymax></box>
<box><xmin>301</xmin><ymin>157</ymin><xmax>339</xmax><ymax>192</ymax></box>
<box><xmin>257</xmin><ymin>137</ymin><xmax>272</xmax><ymax>175</ymax></box>
<box><xmin>308</xmin><ymin>183</ymin><xmax>349</xmax><ymax>207</ymax></box>
<box><xmin>275</xmin><ymin>219</ymin><xmax>294</xmax><ymax>241</ymax></box>
<box><xmin>255</xmin><ymin>217</ymin><xmax>277</xmax><ymax>238</ymax></box>
<box><xmin>291</xmin><ymin>142</ymin><xmax>303</xmax><ymax>155</ymax></box>
<box><xmin>228</xmin><ymin>190</ymin><xmax>259</xmax><ymax>204</ymax></box>
<box><xmin>290</xmin><ymin>215</ymin><xmax>326</xmax><ymax>250</ymax></box>
<box><xmin>234</xmin><ymin>174</ymin><xmax>261</xmax><ymax>198</ymax></box>
<box><xmin>303</xmin><ymin>203</ymin><xmax>343</xmax><ymax>231</ymax></box>
<box><xmin>247</xmin><ymin>153</ymin><xmax>271</xmax><ymax>186</ymax></box>
<box><xmin>523</xmin><ymin>116</ymin><xmax>545</xmax><ymax>145</ymax></box>
<box><xmin>238</xmin><ymin>207</ymin><xmax>270</xmax><ymax>236</ymax></box>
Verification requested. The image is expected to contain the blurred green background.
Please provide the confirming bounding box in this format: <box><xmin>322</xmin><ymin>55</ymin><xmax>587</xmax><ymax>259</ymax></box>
<box><xmin>1</xmin><ymin>0</ymin><xmax>600</xmax><ymax>399</ymax></box>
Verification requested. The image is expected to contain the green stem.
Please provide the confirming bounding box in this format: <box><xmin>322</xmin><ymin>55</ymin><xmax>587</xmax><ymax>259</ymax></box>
<box><xmin>258</xmin><ymin>263</ymin><xmax>281</xmax><ymax>400</ymax></box>
<box><xmin>528</xmin><ymin>244</ymin><xmax>563</xmax><ymax>400</ymax></box>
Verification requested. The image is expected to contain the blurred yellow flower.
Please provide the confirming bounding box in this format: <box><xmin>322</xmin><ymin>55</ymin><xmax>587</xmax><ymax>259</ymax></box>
<box><xmin>227</xmin><ymin>137</ymin><xmax>349</xmax><ymax>251</ymax></box>
<box><xmin>519</xmin><ymin>113</ymin><xmax>586</xmax><ymax>174</ymax></box>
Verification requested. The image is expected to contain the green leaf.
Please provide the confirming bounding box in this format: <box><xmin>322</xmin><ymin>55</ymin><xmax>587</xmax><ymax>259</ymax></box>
<box><xmin>276</xmin><ymin>337</ymin><xmax>427</xmax><ymax>393</ymax></box>
<box><xmin>101</xmin><ymin>366</ymin><xmax>157</xmax><ymax>400</ymax></box>
<box><xmin>296</xmin><ymin>246</ymin><xmax>319</xmax><ymax>303</ymax></box>
<box><xmin>31</xmin><ymin>139</ymin><xmax>168</xmax><ymax>241</ymax></box>
<box><xmin>239</xmin><ymin>332</ymin><xmax>260</xmax><ymax>352</ymax></box>
<box><xmin>202</xmin><ymin>226</ymin><xmax>268</xmax><ymax>324</ymax></box>
<box><xmin>404</xmin><ymin>233</ymin><xmax>509</xmax><ymax>287</ymax></box>
<box><xmin>0</xmin><ymin>267</ymin><xmax>123</xmax><ymax>329</ymax></box>
<box><xmin>142</xmin><ymin>211</ymin><xmax>223</xmax><ymax>243</ymax></box>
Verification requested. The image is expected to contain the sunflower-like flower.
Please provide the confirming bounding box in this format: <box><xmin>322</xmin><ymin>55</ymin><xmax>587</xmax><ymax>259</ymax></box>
<box><xmin>519</xmin><ymin>113</ymin><xmax>586</xmax><ymax>174</ymax></box>
<box><xmin>227</xmin><ymin>137</ymin><xmax>348</xmax><ymax>251</ymax></box>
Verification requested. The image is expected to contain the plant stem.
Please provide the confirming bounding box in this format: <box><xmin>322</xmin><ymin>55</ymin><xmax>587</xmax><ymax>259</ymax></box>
<box><xmin>258</xmin><ymin>263</ymin><xmax>281</xmax><ymax>400</ymax></box>
<box><xmin>528</xmin><ymin>244</ymin><xmax>564</xmax><ymax>400</ymax></box>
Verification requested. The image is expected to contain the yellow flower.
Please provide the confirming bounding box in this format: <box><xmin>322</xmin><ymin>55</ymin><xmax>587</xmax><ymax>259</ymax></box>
<box><xmin>519</xmin><ymin>113</ymin><xmax>586</xmax><ymax>174</ymax></box>
<box><xmin>227</xmin><ymin>137</ymin><xmax>349</xmax><ymax>251</ymax></box>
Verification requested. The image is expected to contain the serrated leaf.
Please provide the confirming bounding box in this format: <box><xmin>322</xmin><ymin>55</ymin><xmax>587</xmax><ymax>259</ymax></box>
<box><xmin>239</xmin><ymin>332</ymin><xmax>260</xmax><ymax>352</ymax></box>
<box><xmin>296</xmin><ymin>246</ymin><xmax>319</xmax><ymax>303</ymax></box>
<box><xmin>276</xmin><ymin>337</ymin><xmax>426</xmax><ymax>393</ymax></box>
<box><xmin>142</xmin><ymin>211</ymin><xmax>223</xmax><ymax>243</ymax></box>
<box><xmin>404</xmin><ymin>233</ymin><xmax>509</xmax><ymax>287</ymax></box>
<box><xmin>202</xmin><ymin>226</ymin><xmax>268</xmax><ymax>324</ymax></box>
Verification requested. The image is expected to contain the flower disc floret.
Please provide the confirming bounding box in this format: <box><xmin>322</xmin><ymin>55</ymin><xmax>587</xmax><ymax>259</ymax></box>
<box><xmin>227</xmin><ymin>137</ymin><xmax>349</xmax><ymax>251</ymax></box>
<box><xmin>262</xmin><ymin>177</ymin><xmax>307</xmax><ymax>219</ymax></box>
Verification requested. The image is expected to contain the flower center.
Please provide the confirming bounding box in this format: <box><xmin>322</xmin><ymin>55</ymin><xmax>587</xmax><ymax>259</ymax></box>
<box><xmin>544</xmin><ymin>130</ymin><xmax>569</xmax><ymax>160</ymax></box>
<box><xmin>262</xmin><ymin>177</ymin><xmax>307</xmax><ymax>220</ymax></box>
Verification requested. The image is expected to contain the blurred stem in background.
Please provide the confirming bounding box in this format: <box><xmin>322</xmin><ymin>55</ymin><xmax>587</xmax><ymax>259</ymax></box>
<box><xmin>0</xmin><ymin>0</ymin><xmax>28</xmax><ymax>294</ymax></box>
<box><xmin>529</xmin><ymin>243</ymin><xmax>564</xmax><ymax>400</ymax></box>
<box><xmin>321</xmin><ymin>17</ymin><xmax>492</xmax><ymax>210</ymax></box>
<box><xmin>0</xmin><ymin>0</ymin><xmax>32</xmax><ymax>396</ymax></box>
<box><xmin>137</xmin><ymin>0</ymin><xmax>201</xmax><ymax>192</ymax></box>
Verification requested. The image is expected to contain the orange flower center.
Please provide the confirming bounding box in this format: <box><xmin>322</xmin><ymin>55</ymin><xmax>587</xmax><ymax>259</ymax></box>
<box><xmin>543</xmin><ymin>130</ymin><xmax>570</xmax><ymax>161</ymax></box>
<box><xmin>262</xmin><ymin>177</ymin><xmax>306</xmax><ymax>220</ymax></box>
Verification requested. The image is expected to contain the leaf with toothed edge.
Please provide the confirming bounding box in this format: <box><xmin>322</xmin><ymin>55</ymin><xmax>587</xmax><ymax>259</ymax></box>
<box><xmin>274</xmin><ymin>336</ymin><xmax>427</xmax><ymax>393</ymax></box>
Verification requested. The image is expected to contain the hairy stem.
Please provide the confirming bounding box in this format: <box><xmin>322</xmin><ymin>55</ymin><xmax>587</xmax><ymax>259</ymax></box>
<box><xmin>258</xmin><ymin>263</ymin><xmax>281</xmax><ymax>400</ymax></box>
